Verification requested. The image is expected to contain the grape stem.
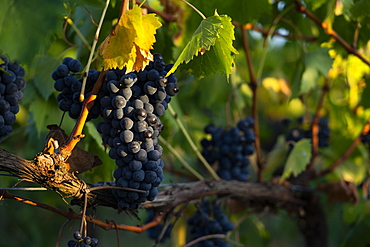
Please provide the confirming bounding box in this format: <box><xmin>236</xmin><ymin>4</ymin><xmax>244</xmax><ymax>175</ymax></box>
<box><xmin>240</xmin><ymin>25</ymin><xmax>263</xmax><ymax>182</ymax></box>
<box><xmin>56</xmin><ymin>219</ymin><xmax>71</xmax><ymax>247</ymax></box>
<box><xmin>89</xmin><ymin>185</ymin><xmax>146</xmax><ymax>193</ymax></box>
<box><xmin>315</xmin><ymin>119</ymin><xmax>370</xmax><ymax>178</ymax></box>
<box><xmin>118</xmin><ymin>0</ymin><xmax>130</xmax><ymax>24</ymax></box>
<box><xmin>135</xmin><ymin>1</ymin><xmax>177</xmax><ymax>23</ymax></box>
<box><xmin>61</xmin><ymin>70</ymin><xmax>107</xmax><ymax>157</ymax></box>
<box><xmin>63</xmin><ymin>16</ymin><xmax>92</xmax><ymax>50</ymax></box>
<box><xmin>294</xmin><ymin>0</ymin><xmax>370</xmax><ymax>67</ymax></box>
<box><xmin>60</xmin><ymin>0</ymin><xmax>111</xmax><ymax>157</ymax></box>
<box><xmin>178</xmin><ymin>0</ymin><xmax>206</xmax><ymax>20</ymax></box>
<box><xmin>307</xmin><ymin>78</ymin><xmax>330</xmax><ymax>171</ymax></box>
<box><xmin>80</xmin><ymin>0</ymin><xmax>110</xmax><ymax>97</ymax></box>
<box><xmin>0</xmin><ymin>189</ymin><xmax>166</xmax><ymax>233</ymax></box>
<box><xmin>158</xmin><ymin>136</ymin><xmax>204</xmax><ymax>180</ymax></box>
<box><xmin>79</xmin><ymin>192</ymin><xmax>88</xmax><ymax>236</ymax></box>
<box><xmin>167</xmin><ymin>104</ymin><xmax>220</xmax><ymax>180</ymax></box>
<box><xmin>0</xmin><ymin>187</ymin><xmax>47</xmax><ymax>191</ymax></box>
<box><xmin>184</xmin><ymin>234</ymin><xmax>227</xmax><ymax>247</ymax></box>
<box><xmin>0</xmin><ymin>173</ymin><xmax>17</xmax><ymax>177</ymax></box>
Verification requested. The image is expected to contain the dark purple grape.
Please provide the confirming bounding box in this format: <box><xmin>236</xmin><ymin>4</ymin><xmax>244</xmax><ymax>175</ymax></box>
<box><xmin>133</xmin><ymin>170</ymin><xmax>145</xmax><ymax>182</ymax></box>
<box><xmin>144</xmin><ymin>170</ymin><xmax>157</xmax><ymax>183</ymax></box>
<box><xmin>56</xmin><ymin>64</ymin><xmax>69</xmax><ymax>77</ymax></box>
<box><xmin>165</xmin><ymin>83</ymin><xmax>179</xmax><ymax>96</ymax></box>
<box><xmin>120</xmin><ymin>130</ymin><xmax>134</xmax><ymax>143</ymax></box>
<box><xmin>54</xmin><ymin>78</ymin><xmax>65</xmax><ymax>91</ymax></box>
<box><xmin>111</xmin><ymin>95</ymin><xmax>126</xmax><ymax>109</ymax></box>
<box><xmin>2</xmin><ymin>70</ymin><xmax>16</xmax><ymax>84</ymax></box>
<box><xmin>68</xmin><ymin>59</ymin><xmax>82</xmax><ymax>72</ymax></box>
<box><xmin>129</xmin><ymin>141</ymin><xmax>141</xmax><ymax>153</ymax></box>
<box><xmin>120</xmin><ymin>117</ymin><xmax>134</xmax><ymax>130</ymax></box>
<box><xmin>144</xmin><ymin>81</ymin><xmax>157</xmax><ymax>95</ymax></box>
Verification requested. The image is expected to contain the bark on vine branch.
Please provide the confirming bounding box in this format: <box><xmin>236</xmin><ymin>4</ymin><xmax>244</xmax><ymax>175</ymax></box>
<box><xmin>0</xmin><ymin>146</ymin><xmax>329</xmax><ymax>245</ymax></box>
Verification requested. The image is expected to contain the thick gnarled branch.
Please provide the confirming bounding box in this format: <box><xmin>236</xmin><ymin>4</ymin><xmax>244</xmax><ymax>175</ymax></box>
<box><xmin>0</xmin><ymin>145</ymin><xmax>305</xmax><ymax>210</ymax></box>
<box><xmin>0</xmin><ymin>147</ymin><xmax>328</xmax><ymax>246</ymax></box>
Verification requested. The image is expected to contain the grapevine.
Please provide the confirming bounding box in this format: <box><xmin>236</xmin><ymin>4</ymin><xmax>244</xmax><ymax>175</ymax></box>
<box><xmin>0</xmin><ymin>1</ymin><xmax>370</xmax><ymax>247</ymax></box>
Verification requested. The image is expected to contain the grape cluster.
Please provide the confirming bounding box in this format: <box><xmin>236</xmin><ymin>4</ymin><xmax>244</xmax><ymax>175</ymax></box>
<box><xmin>187</xmin><ymin>200</ymin><xmax>234</xmax><ymax>247</ymax></box>
<box><xmin>52</xmin><ymin>57</ymin><xmax>101</xmax><ymax>120</ymax></box>
<box><xmin>145</xmin><ymin>209</ymin><xmax>172</xmax><ymax>242</ymax></box>
<box><xmin>96</xmin><ymin>53</ymin><xmax>179</xmax><ymax>209</ymax></box>
<box><xmin>284</xmin><ymin>116</ymin><xmax>330</xmax><ymax>148</ymax></box>
<box><xmin>0</xmin><ymin>54</ymin><xmax>26</xmax><ymax>141</ymax></box>
<box><xmin>200</xmin><ymin>117</ymin><xmax>255</xmax><ymax>181</ymax></box>
<box><xmin>67</xmin><ymin>231</ymin><xmax>98</xmax><ymax>247</ymax></box>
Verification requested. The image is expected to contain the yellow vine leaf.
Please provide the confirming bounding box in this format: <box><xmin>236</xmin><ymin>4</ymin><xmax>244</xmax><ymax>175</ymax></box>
<box><xmin>98</xmin><ymin>5</ymin><xmax>162</xmax><ymax>72</ymax></box>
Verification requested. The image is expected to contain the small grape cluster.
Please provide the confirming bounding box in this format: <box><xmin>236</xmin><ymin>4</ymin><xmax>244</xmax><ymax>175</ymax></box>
<box><xmin>200</xmin><ymin>117</ymin><xmax>255</xmax><ymax>181</ymax></box>
<box><xmin>145</xmin><ymin>209</ymin><xmax>172</xmax><ymax>242</ymax></box>
<box><xmin>187</xmin><ymin>200</ymin><xmax>234</xmax><ymax>247</ymax></box>
<box><xmin>67</xmin><ymin>231</ymin><xmax>98</xmax><ymax>247</ymax></box>
<box><xmin>95</xmin><ymin>53</ymin><xmax>179</xmax><ymax>209</ymax></box>
<box><xmin>284</xmin><ymin>116</ymin><xmax>330</xmax><ymax>148</ymax></box>
<box><xmin>52</xmin><ymin>57</ymin><xmax>101</xmax><ymax>120</ymax></box>
<box><xmin>0</xmin><ymin>54</ymin><xmax>26</xmax><ymax>141</ymax></box>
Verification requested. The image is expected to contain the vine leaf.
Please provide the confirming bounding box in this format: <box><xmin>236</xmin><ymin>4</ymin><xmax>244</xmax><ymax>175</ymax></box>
<box><xmin>98</xmin><ymin>5</ymin><xmax>162</xmax><ymax>72</ymax></box>
<box><xmin>280</xmin><ymin>139</ymin><xmax>312</xmax><ymax>182</ymax></box>
<box><xmin>167</xmin><ymin>11</ymin><xmax>238</xmax><ymax>79</ymax></box>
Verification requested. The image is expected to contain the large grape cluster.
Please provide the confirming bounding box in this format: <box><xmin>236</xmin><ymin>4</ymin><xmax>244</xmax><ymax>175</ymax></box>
<box><xmin>284</xmin><ymin>116</ymin><xmax>330</xmax><ymax>148</ymax></box>
<box><xmin>67</xmin><ymin>231</ymin><xmax>98</xmax><ymax>247</ymax></box>
<box><xmin>52</xmin><ymin>57</ymin><xmax>101</xmax><ymax>121</ymax></box>
<box><xmin>0</xmin><ymin>54</ymin><xmax>26</xmax><ymax>141</ymax></box>
<box><xmin>200</xmin><ymin>117</ymin><xmax>255</xmax><ymax>181</ymax></box>
<box><xmin>187</xmin><ymin>200</ymin><xmax>234</xmax><ymax>247</ymax></box>
<box><xmin>96</xmin><ymin>53</ymin><xmax>179</xmax><ymax>209</ymax></box>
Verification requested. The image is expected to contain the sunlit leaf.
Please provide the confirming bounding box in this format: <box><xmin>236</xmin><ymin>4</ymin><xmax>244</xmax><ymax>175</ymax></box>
<box><xmin>98</xmin><ymin>5</ymin><xmax>162</xmax><ymax>72</ymax></box>
<box><xmin>167</xmin><ymin>11</ymin><xmax>238</xmax><ymax>79</ymax></box>
<box><xmin>280</xmin><ymin>139</ymin><xmax>312</xmax><ymax>182</ymax></box>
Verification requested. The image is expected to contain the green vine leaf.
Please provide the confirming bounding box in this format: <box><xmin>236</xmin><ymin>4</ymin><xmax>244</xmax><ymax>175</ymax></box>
<box><xmin>280</xmin><ymin>139</ymin><xmax>312</xmax><ymax>182</ymax></box>
<box><xmin>167</xmin><ymin>11</ymin><xmax>238</xmax><ymax>79</ymax></box>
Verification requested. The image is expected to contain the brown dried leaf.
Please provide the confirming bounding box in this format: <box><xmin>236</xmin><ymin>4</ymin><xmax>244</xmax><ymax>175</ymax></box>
<box><xmin>45</xmin><ymin>125</ymin><xmax>102</xmax><ymax>174</ymax></box>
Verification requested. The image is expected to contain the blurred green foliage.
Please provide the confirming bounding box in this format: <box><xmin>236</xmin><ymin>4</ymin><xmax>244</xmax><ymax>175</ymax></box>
<box><xmin>1</xmin><ymin>0</ymin><xmax>370</xmax><ymax>246</ymax></box>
